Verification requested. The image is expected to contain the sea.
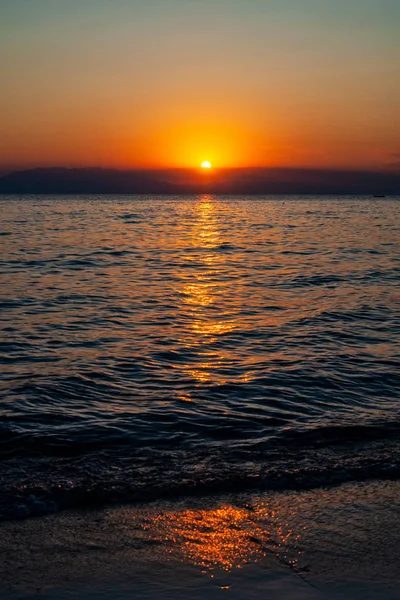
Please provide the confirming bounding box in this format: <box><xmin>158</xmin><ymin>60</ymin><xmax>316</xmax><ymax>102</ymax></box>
<box><xmin>0</xmin><ymin>195</ymin><xmax>399</xmax><ymax>520</ymax></box>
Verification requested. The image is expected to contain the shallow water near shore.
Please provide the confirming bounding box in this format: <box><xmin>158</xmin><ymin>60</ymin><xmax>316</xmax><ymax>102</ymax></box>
<box><xmin>0</xmin><ymin>195</ymin><xmax>399</xmax><ymax>518</ymax></box>
<box><xmin>1</xmin><ymin>481</ymin><xmax>399</xmax><ymax>599</ymax></box>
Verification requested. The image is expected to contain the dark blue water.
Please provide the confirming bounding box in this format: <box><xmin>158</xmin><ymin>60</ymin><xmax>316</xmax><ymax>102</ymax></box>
<box><xmin>1</xmin><ymin>195</ymin><xmax>399</xmax><ymax>519</ymax></box>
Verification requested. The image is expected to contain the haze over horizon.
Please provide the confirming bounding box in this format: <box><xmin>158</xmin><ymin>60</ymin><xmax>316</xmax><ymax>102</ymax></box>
<box><xmin>1</xmin><ymin>0</ymin><xmax>399</xmax><ymax>174</ymax></box>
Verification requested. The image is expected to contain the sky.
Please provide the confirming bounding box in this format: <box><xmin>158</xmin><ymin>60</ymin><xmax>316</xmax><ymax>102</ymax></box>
<box><xmin>0</xmin><ymin>0</ymin><xmax>399</xmax><ymax>171</ymax></box>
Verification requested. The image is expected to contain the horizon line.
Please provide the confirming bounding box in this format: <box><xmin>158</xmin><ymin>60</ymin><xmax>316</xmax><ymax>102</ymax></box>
<box><xmin>1</xmin><ymin>164</ymin><xmax>399</xmax><ymax>176</ymax></box>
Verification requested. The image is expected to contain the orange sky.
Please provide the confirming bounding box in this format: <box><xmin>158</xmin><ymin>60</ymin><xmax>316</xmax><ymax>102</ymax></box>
<box><xmin>1</xmin><ymin>1</ymin><xmax>399</xmax><ymax>172</ymax></box>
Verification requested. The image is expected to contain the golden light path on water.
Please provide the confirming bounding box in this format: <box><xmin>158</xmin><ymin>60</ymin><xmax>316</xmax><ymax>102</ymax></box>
<box><xmin>155</xmin><ymin>198</ymin><xmax>301</xmax><ymax>575</ymax></box>
<box><xmin>174</xmin><ymin>195</ymin><xmax>294</xmax><ymax>391</ymax></box>
<box><xmin>178</xmin><ymin>196</ymin><xmax>239</xmax><ymax>386</ymax></box>
<box><xmin>144</xmin><ymin>500</ymin><xmax>301</xmax><ymax>575</ymax></box>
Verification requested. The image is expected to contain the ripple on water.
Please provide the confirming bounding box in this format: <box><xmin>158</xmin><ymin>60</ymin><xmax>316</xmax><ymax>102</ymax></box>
<box><xmin>0</xmin><ymin>195</ymin><xmax>399</xmax><ymax>517</ymax></box>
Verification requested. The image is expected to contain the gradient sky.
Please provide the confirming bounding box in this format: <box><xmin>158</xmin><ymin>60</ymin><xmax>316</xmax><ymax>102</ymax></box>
<box><xmin>1</xmin><ymin>0</ymin><xmax>399</xmax><ymax>171</ymax></box>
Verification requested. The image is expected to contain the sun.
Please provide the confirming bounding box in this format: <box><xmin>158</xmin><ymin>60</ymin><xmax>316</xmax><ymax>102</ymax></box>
<box><xmin>201</xmin><ymin>161</ymin><xmax>212</xmax><ymax>169</ymax></box>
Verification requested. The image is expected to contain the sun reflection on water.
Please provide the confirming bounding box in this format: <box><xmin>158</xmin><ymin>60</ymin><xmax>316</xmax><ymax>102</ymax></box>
<box><xmin>146</xmin><ymin>501</ymin><xmax>301</xmax><ymax>574</ymax></box>
<box><xmin>176</xmin><ymin>196</ymin><xmax>241</xmax><ymax>386</ymax></box>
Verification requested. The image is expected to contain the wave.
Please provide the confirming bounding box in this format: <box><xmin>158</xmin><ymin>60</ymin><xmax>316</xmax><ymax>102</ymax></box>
<box><xmin>1</xmin><ymin>420</ymin><xmax>400</xmax><ymax>521</ymax></box>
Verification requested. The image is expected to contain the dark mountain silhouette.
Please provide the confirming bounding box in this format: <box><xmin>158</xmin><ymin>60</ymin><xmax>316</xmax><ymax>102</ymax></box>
<box><xmin>0</xmin><ymin>168</ymin><xmax>181</xmax><ymax>195</ymax></box>
<box><xmin>0</xmin><ymin>167</ymin><xmax>399</xmax><ymax>195</ymax></box>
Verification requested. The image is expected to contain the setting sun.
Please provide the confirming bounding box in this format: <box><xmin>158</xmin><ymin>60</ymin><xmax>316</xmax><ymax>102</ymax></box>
<box><xmin>201</xmin><ymin>161</ymin><xmax>212</xmax><ymax>169</ymax></box>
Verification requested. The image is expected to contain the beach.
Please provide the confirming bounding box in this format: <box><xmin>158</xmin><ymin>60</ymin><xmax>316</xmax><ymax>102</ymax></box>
<box><xmin>1</xmin><ymin>480</ymin><xmax>399</xmax><ymax>599</ymax></box>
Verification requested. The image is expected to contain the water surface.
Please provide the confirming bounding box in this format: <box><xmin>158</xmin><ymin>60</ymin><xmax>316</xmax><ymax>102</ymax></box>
<box><xmin>0</xmin><ymin>195</ymin><xmax>399</xmax><ymax>518</ymax></box>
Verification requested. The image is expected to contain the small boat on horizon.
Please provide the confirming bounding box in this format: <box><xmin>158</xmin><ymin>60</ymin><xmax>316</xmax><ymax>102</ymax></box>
<box><xmin>374</xmin><ymin>194</ymin><xmax>386</xmax><ymax>198</ymax></box>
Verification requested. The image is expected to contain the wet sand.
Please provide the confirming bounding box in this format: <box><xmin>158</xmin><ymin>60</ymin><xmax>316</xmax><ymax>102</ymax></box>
<box><xmin>1</xmin><ymin>480</ymin><xmax>399</xmax><ymax>599</ymax></box>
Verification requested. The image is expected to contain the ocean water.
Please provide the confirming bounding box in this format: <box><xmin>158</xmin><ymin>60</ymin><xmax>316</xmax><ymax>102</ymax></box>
<box><xmin>0</xmin><ymin>195</ymin><xmax>399</xmax><ymax>519</ymax></box>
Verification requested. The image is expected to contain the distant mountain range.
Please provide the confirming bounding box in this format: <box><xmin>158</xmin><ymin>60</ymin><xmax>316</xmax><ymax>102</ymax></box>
<box><xmin>0</xmin><ymin>167</ymin><xmax>399</xmax><ymax>195</ymax></box>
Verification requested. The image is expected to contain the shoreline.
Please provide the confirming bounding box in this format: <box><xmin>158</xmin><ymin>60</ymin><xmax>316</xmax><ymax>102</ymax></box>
<box><xmin>3</xmin><ymin>428</ymin><xmax>400</xmax><ymax>522</ymax></box>
<box><xmin>1</xmin><ymin>480</ymin><xmax>399</xmax><ymax>599</ymax></box>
